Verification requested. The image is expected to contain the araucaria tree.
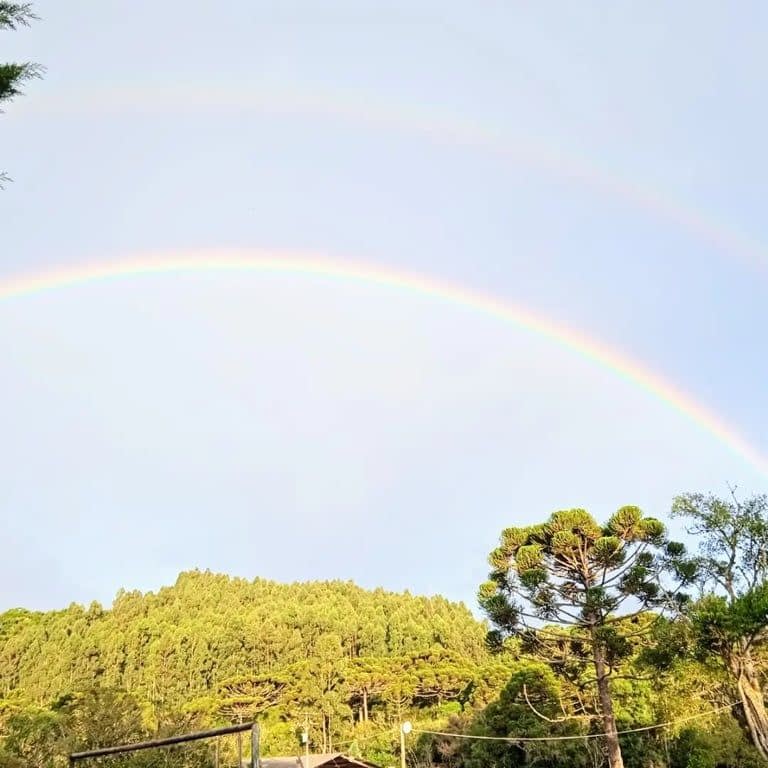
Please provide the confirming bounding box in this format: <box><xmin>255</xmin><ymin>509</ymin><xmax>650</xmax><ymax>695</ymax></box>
<box><xmin>1</xmin><ymin>2</ymin><xmax>42</xmax><ymax>186</ymax></box>
<box><xmin>478</xmin><ymin>506</ymin><xmax>691</xmax><ymax>768</ymax></box>
<box><xmin>672</xmin><ymin>492</ymin><xmax>768</xmax><ymax>759</ymax></box>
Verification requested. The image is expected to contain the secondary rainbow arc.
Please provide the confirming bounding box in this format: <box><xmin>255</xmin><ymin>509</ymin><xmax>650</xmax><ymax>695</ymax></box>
<box><xmin>16</xmin><ymin>83</ymin><xmax>768</xmax><ymax>276</ymax></box>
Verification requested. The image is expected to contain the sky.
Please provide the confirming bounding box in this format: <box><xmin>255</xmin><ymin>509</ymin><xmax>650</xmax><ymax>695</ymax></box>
<box><xmin>2</xmin><ymin>1</ymin><xmax>768</xmax><ymax>612</ymax></box>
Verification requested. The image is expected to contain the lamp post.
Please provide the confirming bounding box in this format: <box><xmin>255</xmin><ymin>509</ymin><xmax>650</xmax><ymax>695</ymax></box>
<box><xmin>399</xmin><ymin>722</ymin><xmax>412</xmax><ymax>768</ymax></box>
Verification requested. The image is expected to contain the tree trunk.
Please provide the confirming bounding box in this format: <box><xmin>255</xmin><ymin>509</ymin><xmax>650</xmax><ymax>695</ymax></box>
<box><xmin>592</xmin><ymin>637</ymin><xmax>624</xmax><ymax>768</ymax></box>
<box><xmin>735</xmin><ymin>655</ymin><xmax>768</xmax><ymax>760</ymax></box>
<box><xmin>363</xmin><ymin>688</ymin><xmax>369</xmax><ymax>722</ymax></box>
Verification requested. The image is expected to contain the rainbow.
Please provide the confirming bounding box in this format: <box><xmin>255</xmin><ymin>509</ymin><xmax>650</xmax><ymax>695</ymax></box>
<box><xmin>15</xmin><ymin>83</ymin><xmax>768</xmax><ymax>276</ymax></box>
<box><xmin>2</xmin><ymin>248</ymin><xmax>766</xmax><ymax>477</ymax></box>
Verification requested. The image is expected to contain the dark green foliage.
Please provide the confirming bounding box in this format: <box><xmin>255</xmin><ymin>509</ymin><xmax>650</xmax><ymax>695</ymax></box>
<box><xmin>410</xmin><ymin>665</ymin><xmax>582</xmax><ymax>768</ymax></box>
<box><xmin>670</xmin><ymin>493</ymin><xmax>768</xmax><ymax>759</ymax></box>
<box><xmin>688</xmin><ymin>585</ymin><xmax>768</xmax><ymax>659</ymax></box>
<box><xmin>479</xmin><ymin>507</ymin><xmax>690</xmax><ymax>636</ymax></box>
<box><xmin>479</xmin><ymin>506</ymin><xmax>693</xmax><ymax>768</ymax></box>
<box><xmin>669</xmin><ymin>717</ymin><xmax>764</xmax><ymax>768</ymax></box>
<box><xmin>1</xmin><ymin>1</ymin><xmax>42</xmax><ymax>187</ymax></box>
<box><xmin>0</xmin><ymin>3</ymin><xmax>37</xmax><ymax>30</ymax></box>
<box><xmin>640</xmin><ymin>616</ymin><xmax>693</xmax><ymax>671</ymax></box>
<box><xmin>0</xmin><ymin>61</ymin><xmax>42</xmax><ymax>102</ymax></box>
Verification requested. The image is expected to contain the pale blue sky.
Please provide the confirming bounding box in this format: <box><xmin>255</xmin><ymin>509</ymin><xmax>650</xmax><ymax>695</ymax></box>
<box><xmin>2</xmin><ymin>2</ymin><xmax>767</xmax><ymax>611</ymax></box>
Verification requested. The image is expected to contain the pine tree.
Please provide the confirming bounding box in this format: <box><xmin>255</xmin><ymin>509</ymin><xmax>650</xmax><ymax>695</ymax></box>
<box><xmin>479</xmin><ymin>506</ymin><xmax>693</xmax><ymax>768</ymax></box>
<box><xmin>1</xmin><ymin>2</ymin><xmax>43</xmax><ymax>187</ymax></box>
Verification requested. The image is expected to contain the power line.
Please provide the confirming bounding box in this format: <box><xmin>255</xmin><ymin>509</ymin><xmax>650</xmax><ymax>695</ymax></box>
<box><xmin>413</xmin><ymin>701</ymin><xmax>738</xmax><ymax>743</ymax></box>
<box><xmin>333</xmin><ymin>725</ymin><xmax>398</xmax><ymax>750</ymax></box>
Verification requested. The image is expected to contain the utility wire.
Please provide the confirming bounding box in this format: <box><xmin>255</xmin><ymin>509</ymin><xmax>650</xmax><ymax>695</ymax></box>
<box><xmin>334</xmin><ymin>725</ymin><xmax>398</xmax><ymax>750</ymax></box>
<box><xmin>413</xmin><ymin>701</ymin><xmax>739</xmax><ymax>743</ymax></box>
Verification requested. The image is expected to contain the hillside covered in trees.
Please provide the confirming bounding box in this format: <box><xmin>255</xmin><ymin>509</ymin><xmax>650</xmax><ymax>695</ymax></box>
<box><xmin>2</xmin><ymin>494</ymin><xmax>767</xmax><ymax>768</ymax></box>
<box><xmin>0</xmin><ymin>572</ymin><xmax>487</xmax><ymax>708</ymax></box>
<box><xmin>0</xmin><ymin>573</ymin><xmax>507</xmax><ymax>763</ymax></box>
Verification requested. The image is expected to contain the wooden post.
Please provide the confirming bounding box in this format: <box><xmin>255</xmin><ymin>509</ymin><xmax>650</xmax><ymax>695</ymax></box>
<box><xmin>251</xmin><ymin>724</ymin><xmax>260</xmax><ymax>768</ymax></box>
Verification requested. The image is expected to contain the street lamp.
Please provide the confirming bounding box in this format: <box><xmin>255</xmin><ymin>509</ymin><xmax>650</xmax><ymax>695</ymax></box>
<box><xmin>400</xmin><ymin>722</ymin><xmax>412</xmax><ymax>768</ymax></box>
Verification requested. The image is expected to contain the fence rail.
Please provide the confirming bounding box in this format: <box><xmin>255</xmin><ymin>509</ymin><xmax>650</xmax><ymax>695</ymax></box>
<box><xmin>69</xmin><ymin>722</ymin><xmax>258</xmax><ymax>763</ymax></box>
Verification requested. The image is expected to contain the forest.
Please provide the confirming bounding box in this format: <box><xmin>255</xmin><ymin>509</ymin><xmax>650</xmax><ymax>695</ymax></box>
<box><xmin>1</xmin><ymin>492</ymin><xmax>767</xmax><ymax>768</ymax></box>
<box><xmin>3</xmin><ymin>3</ymin><xmax>766</xmax><ymax>768</ymax></box>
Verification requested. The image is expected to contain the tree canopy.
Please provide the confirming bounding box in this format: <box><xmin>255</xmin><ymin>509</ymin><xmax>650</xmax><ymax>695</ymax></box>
<box><xmin>0</xmin><ymin>2</ymin><xmax>42</xmax><ymax>187</ymax></box>
<box><xmin>0</xmin><ymin>527</ymin><xmax>765</xmax><ymax>768</ymax></box>
<box><xmin>666</xmin><ymin>492</ymin><xmax>768</xmax><ymax>759</ymax></box>
<box><xmin>479</xmin><ymin>506</ymin><xmax>693</xmax><ymax>768</ymax></box>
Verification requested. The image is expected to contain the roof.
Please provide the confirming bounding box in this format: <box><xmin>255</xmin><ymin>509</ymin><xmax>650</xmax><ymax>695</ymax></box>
<box><xmin>260</xmin><ymin>753</ymin><xmax>381</xmax><ymax>768</ymax></box>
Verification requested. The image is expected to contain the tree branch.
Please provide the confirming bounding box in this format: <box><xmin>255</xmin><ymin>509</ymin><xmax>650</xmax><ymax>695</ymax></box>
<box><xmin>522</xmin><ymin>684</ymin><xmax>591</xmax><ymax>723</ymax></box>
